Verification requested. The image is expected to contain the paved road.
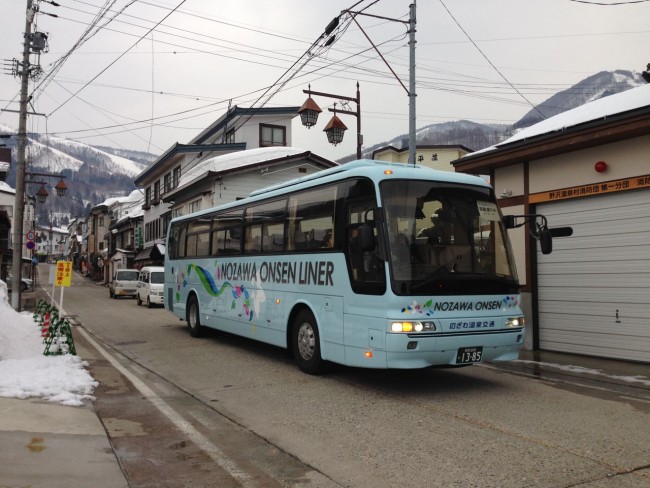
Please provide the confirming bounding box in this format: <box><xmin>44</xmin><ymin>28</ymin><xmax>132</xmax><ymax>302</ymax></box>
<box><xmin>57</xmin><ymin>271</ymin><xmax>650</xmax><ymax>487</ymax></box>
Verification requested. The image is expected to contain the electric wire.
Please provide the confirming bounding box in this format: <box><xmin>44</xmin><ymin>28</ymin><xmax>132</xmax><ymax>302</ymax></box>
<box><xmin>46</xmin><ymin>0</ymin><xmax>190</xmax><ymax>117</ymax></box>
<box><xmin>438</xmin><ymin>0</ymin><xmax>547</xmax><ymax>120</ymax></box>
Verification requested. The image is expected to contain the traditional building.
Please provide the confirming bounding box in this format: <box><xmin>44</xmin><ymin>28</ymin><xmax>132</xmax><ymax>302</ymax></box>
<box><xmin>134</xmin><ymin>105</ymin><xmax>303</xmax><ymax>266</ymax></box>
<box><xmin>453</xmin><ymin>83</ymin><xmax>650</xmax><ymax>363</ymax></box>
<box><xmin>372</xmin><ymin>144</ymin><xmax>472</xmax><ymax>171</ymax></box>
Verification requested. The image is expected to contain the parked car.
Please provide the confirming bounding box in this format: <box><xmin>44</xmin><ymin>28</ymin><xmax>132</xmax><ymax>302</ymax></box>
<box><xmin>6</xmin><ymin>273</ymin><xmax>33</xmax><ymax>291</ymax></box>
<box><xmin>109</xmin><ymin>269</ymin><xmax>139</xmax><ymax>299</ymax></box>
<box><xmin>136</xmin><ymin>266</ymin><xmax>164</xmax><ymax>308</ymax></box>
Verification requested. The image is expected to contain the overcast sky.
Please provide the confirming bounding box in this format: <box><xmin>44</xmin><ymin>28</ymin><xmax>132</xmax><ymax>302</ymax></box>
<box><xmin>1</xmin><ymin>0</ymin><xmax>648</xmax><ymax>161</ymax></box>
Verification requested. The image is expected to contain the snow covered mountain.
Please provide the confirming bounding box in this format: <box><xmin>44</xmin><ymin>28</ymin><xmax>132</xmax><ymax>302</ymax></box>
<box><xmin>348</xmin><ymin>70</ymin><xmax>646</xmax><ymax>162</ymax></box>
<box><xmin>0</xmin><ymin>125</ymin><xmax>152</xmax><ymax>227</ymax></box>
<box><xmin>513</xmin><ymin>70</ymin><xmax>645</xmax><ymax>129</ymax></box>
<box><xmin>1</xmin><ymin>69</ymin><xmax>645</xmax><ymax>226</ymax></box>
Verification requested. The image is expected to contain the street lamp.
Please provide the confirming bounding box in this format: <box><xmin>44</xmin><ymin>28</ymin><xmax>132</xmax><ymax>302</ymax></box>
<box><xmin>322</xmin><ymin>105</ymin><xmax>347</xmax><ymax>146</ymax></box>
<box><xmin>35</xmin><ymin>184</ymin><xmax>48</xmax><ymax>203</ymax></box>
<box><xmin>298</xmin><ymin>83</ymin><xmax>362</xmax><ymax>159</ymax></box>
<box><xmin>25</xmin><ymin>172</ymin><xmax>68</xmax><ymax>203</ymax></box>
<box><xmin>297</xmin><ymin>91</ymin><xmax>322</xmax><ymax>128</ymax></box>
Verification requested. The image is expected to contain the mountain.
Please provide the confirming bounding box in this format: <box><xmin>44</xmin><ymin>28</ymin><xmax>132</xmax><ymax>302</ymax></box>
<box><xmin>513</xmin><ymin>70</ymin><xmax>646</xmax><ymax>129</ymax></box>
<box><xmin>346</xmin><ymin>70</ymin><xmax>645</xmax><ymax>162</ymax></box>
<box><xmin>1</xmin><ymin>70</ymin><xmax>645</xmax><ymax>226</ymax></box>
<box><xmin>0</xmin><ymin>125</ymin><xmax>153</xmax><ymax>227</ymax></box>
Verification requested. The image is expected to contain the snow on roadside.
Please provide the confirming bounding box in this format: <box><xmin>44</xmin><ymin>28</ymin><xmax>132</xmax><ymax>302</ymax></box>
<box><xmin>0</xmin><ymin>280</ymin><xmax>98</xmax><ymax>406</ymax></box>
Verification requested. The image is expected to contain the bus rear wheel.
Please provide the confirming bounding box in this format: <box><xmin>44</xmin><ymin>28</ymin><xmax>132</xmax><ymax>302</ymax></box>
<box><xmin>292</xmin><ymin>309</ymin><xmax>325</xmax><ymax>374</ymax></box>
<box><xmin>186</xmin><ymin>295</ymin><xmax>203</xmax><ymax>338</ymax></box>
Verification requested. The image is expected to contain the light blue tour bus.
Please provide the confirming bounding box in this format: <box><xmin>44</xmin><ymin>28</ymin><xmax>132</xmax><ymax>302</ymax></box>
<box><xmin>165</xmin><ymin>160</ymin><xmax>554</xmax><ymax>374</ymax></box>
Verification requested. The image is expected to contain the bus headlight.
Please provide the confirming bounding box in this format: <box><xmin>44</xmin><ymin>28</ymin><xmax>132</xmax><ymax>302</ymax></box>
<box><xmin>505</xmin><ymin>316</ymin><xmax>525</xmax><ymax>328</ymax></box>
<box><xmin>391</xmin><ymin>321</ymin><xmax>436</xmax><ymax>333</ymax></box>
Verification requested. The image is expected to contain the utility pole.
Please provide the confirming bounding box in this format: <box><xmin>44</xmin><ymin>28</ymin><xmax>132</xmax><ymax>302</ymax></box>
<box><xmin>408</xmin><ymin>2</ymin><xmax>417</xmax><ymax>166</ymax></box>
<box><xmin>11</xmin><ymin>0</ymin><xmax>35</xmax><ymax>311</ymax></box>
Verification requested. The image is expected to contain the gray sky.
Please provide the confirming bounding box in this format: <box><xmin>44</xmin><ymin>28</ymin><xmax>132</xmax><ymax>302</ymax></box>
<box><xmin>1</xmin><ymin>0</ymin><xmax>648</xmax><ymax>161</ymax></box>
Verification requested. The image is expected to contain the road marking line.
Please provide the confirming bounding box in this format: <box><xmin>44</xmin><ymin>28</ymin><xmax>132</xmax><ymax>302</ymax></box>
<box><xmin>76</xmin><ymin>326</ymin><xmax>255</xmax><ymax>487</ymax></box>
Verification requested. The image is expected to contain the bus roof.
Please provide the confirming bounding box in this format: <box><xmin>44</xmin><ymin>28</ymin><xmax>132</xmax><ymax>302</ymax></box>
<box><xmin>171</xmin><ymin>159</ymin><xmax>490</xmax><ymax>222</ymax></box>
<box><xmin>249</xmin><ymin>159</ymin><xmax>489</xmax><ymax>197</ymax></box>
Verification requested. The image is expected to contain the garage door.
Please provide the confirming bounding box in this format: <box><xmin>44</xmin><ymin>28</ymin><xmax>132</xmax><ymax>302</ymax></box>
<box><xmin>536</xmin><ymin>189</ymin><xmax>650</xmax><ymax>362</ymax></box>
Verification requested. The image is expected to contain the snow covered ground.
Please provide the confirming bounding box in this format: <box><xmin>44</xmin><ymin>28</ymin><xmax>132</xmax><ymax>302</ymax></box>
<box><xmin>0</xmin><ymin>280</ymin><xmax>97</xmax><ymax>406</ymax></box>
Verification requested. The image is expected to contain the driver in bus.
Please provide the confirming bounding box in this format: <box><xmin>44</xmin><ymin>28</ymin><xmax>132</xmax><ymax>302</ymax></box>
<box><xmin>418</xmin><ymin>209</ymin><xmax>449</xmax><ymax>244</ymax></box>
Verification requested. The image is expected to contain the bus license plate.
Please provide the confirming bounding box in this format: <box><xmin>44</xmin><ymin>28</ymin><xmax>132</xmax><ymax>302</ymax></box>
<box><xmin>456</xmin><ymin>346</ymin><xmax>483</xmax><ymax>364</ymax></box>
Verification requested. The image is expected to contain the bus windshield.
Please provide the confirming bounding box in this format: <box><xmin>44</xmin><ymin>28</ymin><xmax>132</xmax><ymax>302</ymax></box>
<box><xmin>381</xmin><ymin>179</ymin><xmax>518</xmax><ymax>296</ymax></box>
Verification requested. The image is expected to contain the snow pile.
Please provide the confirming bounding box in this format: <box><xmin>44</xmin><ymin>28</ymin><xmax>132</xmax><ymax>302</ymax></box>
<box><xmin>0</xmin><ymin>281</ymin><xmax>98</xmax><ymax>406</ymax></box>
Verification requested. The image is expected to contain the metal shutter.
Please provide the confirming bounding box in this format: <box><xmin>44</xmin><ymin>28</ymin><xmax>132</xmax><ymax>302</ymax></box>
<box><xmin>536</xmin><ymin>190</ymin><xmax>650</xmax><ymax>362</ymax></box>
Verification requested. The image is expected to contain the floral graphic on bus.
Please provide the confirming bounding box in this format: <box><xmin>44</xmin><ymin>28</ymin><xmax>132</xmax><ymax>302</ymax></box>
<box><xmin>401</xmin><ymin>299</ymin><xmax>434</xmax><ymax>316</ymax></box>
<box><xmin>502</xmin><ymin>295</ymin><xmax>520</xmax><ymax>308</ymax></box>
<box><xmin>177</xmin><ymin>263</ymin><xmax>254</xmax><ymax>321</ymax></box>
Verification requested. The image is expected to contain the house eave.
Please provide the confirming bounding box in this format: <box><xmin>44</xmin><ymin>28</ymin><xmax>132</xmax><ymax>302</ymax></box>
<box><xmin>134</xmin><ymin>142</ymin><xmax>247</xmax><ymax>185</ymax></box>
<box><xmin>453</xmin><ymin>107</ymin><xmax>650</xmax><ymax>174</ymax></box>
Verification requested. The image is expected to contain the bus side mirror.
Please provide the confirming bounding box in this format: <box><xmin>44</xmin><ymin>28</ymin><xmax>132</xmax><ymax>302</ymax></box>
<box><xmin>539</xmin><ymin>226</ymin><xmax>572</xmax><ymax>254</ymax></box>
<box><xmin>550</xmin><ymin>227</ymin><xmax>573</xmax><ymax>238</ymax></box>
<box><xmin>502</xmin><ymin>215</ymin><xmax>516</xmax><ymax>229</ymax></box>
<box><xmin>539</xmin><ymin>228</ymin><xmax>552</xmax><ymax>255</ymax></box>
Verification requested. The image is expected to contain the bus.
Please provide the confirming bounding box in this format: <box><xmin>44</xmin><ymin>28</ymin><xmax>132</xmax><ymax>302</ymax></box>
<box><xmin>165</xmin><ymin>159</ymin><xmax>548</xmax><ymax>374</ymax></box>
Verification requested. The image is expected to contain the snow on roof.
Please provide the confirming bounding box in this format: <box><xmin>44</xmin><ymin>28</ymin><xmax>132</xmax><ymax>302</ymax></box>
<box><xmin>0</xmin><ymin>181</ymin><xmax>15</xmax><ymax>194</ymax></box>
<box><xmin>468</xmin><ymin>83</ymin><xmax>650</xmax><ymax>157</ymax></box>
<box><xmin>180</xmin><ymin>146</ymin><xmax>308</xmax><ymax>187</ymax></box>
<box><xmin>101</xmin><ymin>189</ymin><xmax>144</xmax><ymax>207</ymax></box>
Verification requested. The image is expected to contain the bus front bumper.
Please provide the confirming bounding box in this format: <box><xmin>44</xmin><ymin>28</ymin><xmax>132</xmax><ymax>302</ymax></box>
<box><xmin>346</xmin><ymin>328</ymin><xmax>525</xmax><ymax>369</ymax></box>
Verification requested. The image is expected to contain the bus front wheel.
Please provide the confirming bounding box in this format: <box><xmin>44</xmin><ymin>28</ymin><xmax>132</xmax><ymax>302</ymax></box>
<box><xmin>292</xmin><ymin>309</ymin><xmax>325</xmax><ymax>374</ymax></box>
<box><xmin>187</xmin><ymin>295</ymin><xmax>203</xmax><ymax>338</ymax></box>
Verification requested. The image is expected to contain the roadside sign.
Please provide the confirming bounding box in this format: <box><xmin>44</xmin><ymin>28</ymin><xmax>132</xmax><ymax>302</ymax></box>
<box><xmin>26</xmin><ymin>230</ymin><xmax>35</xmax><ymax>241</ymax></box>
<box><xmin>55</xmin><ymin>261</ymin><xmax>73</xmax><ymax>287</ymax></box>
<box><xmin>26</xmin><ymin>240</ymin><xmax>35</xmax><ymax>250</ymax></box>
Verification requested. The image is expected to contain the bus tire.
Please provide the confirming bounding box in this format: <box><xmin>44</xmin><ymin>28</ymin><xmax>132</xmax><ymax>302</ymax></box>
<box><xmin>186</xmin><ymin>295</ymin><xmax>203</xmax><ymax>338</ymax></box>
<box><xmin>292</xmin><ymin>309</ymin><xmax>325</xmax><ymax>374</ymax></box>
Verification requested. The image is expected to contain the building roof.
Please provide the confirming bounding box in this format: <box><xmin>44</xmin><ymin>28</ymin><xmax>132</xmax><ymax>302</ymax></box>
<box><xmin>454</xmin><ymin>83</ymin><xmax>650</xmax><ymax>173</ymax></box>
<box><xmin>189</xmin><ymin>105</ymin><xmax>300</xmax><ymax>145</ymax></box>
<box><xmin>134</xmin><ymin>142</ymin><xmax>246</xmax><ymax>186</ymax></box>
<box><xmin>0</xmin><ymin>181</ymin><xmax>15</xmax><ymax>194</ymax></box>
<box><xmin>162</xmin><ymin>147</ymin><xmax>336</xmax><ymax>202</ymax></box>
<box><xmin>372</xmin><ymin>144</ymin><xmax>472</xmax><ymax>159</ymax></box>
<box><xmin>134</xmin><ymin>105</ymin><xmax>300</xmax><ymax>186</ymax></box>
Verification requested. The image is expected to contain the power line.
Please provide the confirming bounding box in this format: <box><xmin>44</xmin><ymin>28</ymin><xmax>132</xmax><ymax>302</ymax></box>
<box><xmin>438</xmin><ymin>0</ymin><xmax>547</xmax><ymax>120</ymax></box>
<box><xmin>46</xmin><ymin>0</ymin><xmax>189</xmax><ymax>117</ymax></box>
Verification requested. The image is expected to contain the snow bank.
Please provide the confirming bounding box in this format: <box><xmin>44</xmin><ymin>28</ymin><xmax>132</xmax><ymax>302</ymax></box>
<box><xmin>0</xmin><ymin>281</ymin><xmax>98</xmax><ymax>406</ymax></box>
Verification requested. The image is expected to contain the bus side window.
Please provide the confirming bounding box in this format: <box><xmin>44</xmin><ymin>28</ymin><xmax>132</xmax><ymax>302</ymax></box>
<box><xmin>246</xmin><ymin>225</ymin><xmax>262</xmax><ymax>253</ymax></box>
<box><xmin>177</xmin><ymin>224</ymin><xmax>187</xmax><ymax>258</ymax></box>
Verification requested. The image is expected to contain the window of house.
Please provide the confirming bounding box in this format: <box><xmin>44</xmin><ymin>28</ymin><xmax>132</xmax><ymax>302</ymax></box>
<box><xmin>162</xmin><ymin>213</ymin><xmax>172</xmax><ymax>238</ymax></box>
<box><xmin>225</xmin><ymin>129</ymin><xmax>235</xmax><ymax>143</ymax></box>
<box><xmin>189</xmin><ymin>199</ymin><xmax>201</xmax><ymax>214</ymax></box>
<box><xmin>164</xmin><ymin>173</ymin><xmax>172</xmax><ymax>194</ymax></box>
<box><xmin>260</xmin><ymin>123</ymin><xmax>286</xmax><ymax>147</ymax></box>
<box><xmin>173</xmin><ymin>166</ymin><xmax>181</xmax><ymax>188</ymax></box>
<box><xmin>153</xmin><ymin>181</ymin><xmax>160</xmax><ymax>202</ymax></box>
<box><xmin>145</xmin><ymin>187</ymin><xmax>151</xmax><ymax>205</ymax></box>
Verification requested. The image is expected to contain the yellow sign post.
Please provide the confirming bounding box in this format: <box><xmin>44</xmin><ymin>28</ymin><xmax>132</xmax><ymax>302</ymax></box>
<box><xmin>55</xmin><ymin>261</ymin><xmax>73</xmax><ymax>311</ymax></box>
<box><xmin>55</xmin><ymin>261</ymin><xmax>72</xmax><ymax>287</ymax></box>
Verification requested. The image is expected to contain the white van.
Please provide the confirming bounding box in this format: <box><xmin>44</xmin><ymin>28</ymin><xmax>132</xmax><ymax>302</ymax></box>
<box><xmin>136</xmin><ymin>266</ymin><xmax>165</xmax><ymax>308</ymax></box>
<box><xmin>109</xmin><ymin>269</ymin><xmax>139</xmax><ymax>299</ymax></box>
